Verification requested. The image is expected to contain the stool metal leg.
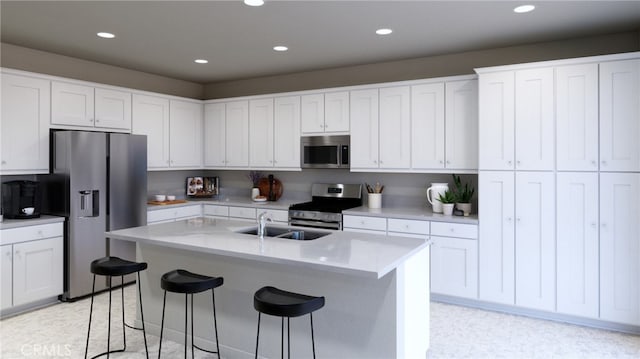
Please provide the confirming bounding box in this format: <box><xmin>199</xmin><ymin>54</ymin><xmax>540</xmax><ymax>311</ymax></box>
<box><xmin>137</xmin><ymin>272</ymin><xmax>150</xmax><ymax>358</ymax></box>
<box><xmin>213</xmin><ymin>289</ymin><xmax>221</xmax><ymax>358</ymax></box>
<box><xmin>287</xmin><ymin>317</ymin><xmax>291</xmax><ymax>359</ymax></box>
<box><xmin>191</xmin><ymin>294</ymin><xmax>195</xmax><ymax>359</ymax></box>
<box><xmin>184</xmin><ymin>293</ymin><xmax>188</xmax><ymax>359</ymax></box>
<box><xmin>107</xmin><ymin>276</ymin><xmax>112</xmax><ymax>358</ymax></box>
<box><xmin>310</xmin><ymin>313</ymin><xmax>316</xmax><ymax>359</ymax></box>
<box><xmin>158</xmin><ymin>291</ymin><xmax>167</xmax><ymax>359</ymax></box>
<box><xmin>84</xmin><ymin>274</ymin><xmax>97</xmax><ymax>359</ymax></box>
<box><xmin>281</xmin><ymin>317</ymin><xmax>284</xmax><ymax>359</ymax></box>
<box><xmin>255</xmin><ymin>313</ymin><xmax>261</xmax><ymax>359</ymax></box>
<box><xmin>120</xmin><ymin>276</ymin><xmax>127</xmax><ymax>353</ymax></box>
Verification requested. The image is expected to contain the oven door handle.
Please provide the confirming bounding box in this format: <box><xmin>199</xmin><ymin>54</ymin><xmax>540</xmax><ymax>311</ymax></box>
<box><xmin>288</xmin><ymin>218</ymin><xmax>342</xmax><ymax>230</ymax></box>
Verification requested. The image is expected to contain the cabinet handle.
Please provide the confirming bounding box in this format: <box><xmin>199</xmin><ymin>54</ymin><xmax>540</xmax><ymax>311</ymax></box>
<box><xmin>379</xmin><ymin>160</ymin><xmax>383</xmax><ymax>164</ymax></box>
<box><xmin>439</xmin><ymin>160</ymin><xmax>444</xmax><ymax>164</ymax></box>
<box><xmin>507</xmin><ymin>160</ymin><xmax>513</xmax><ymax>166</ymax></box>
<box><xmin>516</xmin><ymin>217</ymin><xmax>521</xmax><ymax>222</ymax></box>
<box><xmin>601</xmin><ymin>160</ymin><xmax>607</xmax><ymax>166</ymax></box>
<box><xmin>446</xmin><ymin>160</ymin><xmax>450</xmax><ymax>164</ymax></box>
<box><xmin>373</xmin><ymin>160</ymin><xmax>377</xmax><ymax>164</ymax></box>
<box><xmin>516</xmin><ymin>160</ymin><xmax>521</xmax><ymax>166</ymax></box>
<box><xmin>591</xmin><ymin>160</ymin><xmax>597</xmax><ymax>166</ymax></box>
<box><xmin>506</xmin><ymin>217</ymin><xmax>512</xmax><ymax>222</ymax></box>
<box><xmin>591</xmin><ymin>222</ymin><xmax>597</xmax><ymax>228</ymax></box>
<box><xmin>450</xmin><ymin>228</ymin><xmax>455</xmax><ymax>232</ymax></box>
<box><xmin>37</xmin><ymin>230</ymin><xmax>43</xmax><ymax>237</ymax></box>
<box><xmin>1</xmin><ymin>160</ymin><xmax>6</xmax><ymax>165</ymax></box>
<box><xmin>320</xmin><ymin>124</ymin><xmax>324</xmax><ymax>128</ymax></box>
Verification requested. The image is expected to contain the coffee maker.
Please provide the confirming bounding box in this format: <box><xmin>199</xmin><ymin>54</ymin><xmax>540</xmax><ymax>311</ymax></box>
<box><xmin>2</xmin><ymin>180</ymin><xmax>42</xmax><ymax>219</ymax></box>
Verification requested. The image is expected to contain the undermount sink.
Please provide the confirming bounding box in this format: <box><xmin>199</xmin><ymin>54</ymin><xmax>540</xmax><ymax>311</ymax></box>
<box><xmin>236</xmin><ymin>226</ymin><xmax>330</xmax><ymax>240</ymax></box>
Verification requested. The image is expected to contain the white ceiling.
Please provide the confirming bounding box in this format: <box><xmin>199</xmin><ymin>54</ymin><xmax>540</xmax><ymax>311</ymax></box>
<box><xmin>2</xmin><ymin>1</ymin><xmax>639</xmax><ymax>84</ymax></box>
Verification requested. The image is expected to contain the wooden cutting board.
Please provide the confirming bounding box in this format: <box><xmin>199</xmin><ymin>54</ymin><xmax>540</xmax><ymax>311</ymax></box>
<box><xmin>257</xmin><ymin>177</ymin><xmax>283</xmax><ymax>201</ymax></box>
<box><xmin>147</xmin><ymin>200</ymin><xmax>188</xmax><ymax>205</ymax></box>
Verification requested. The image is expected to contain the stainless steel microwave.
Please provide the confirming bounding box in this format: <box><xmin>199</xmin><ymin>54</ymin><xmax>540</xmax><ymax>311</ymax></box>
<box><xmin>301</xmin><ymin>135</ymin><xmax>350</xmax><ymax>169</ymax></box>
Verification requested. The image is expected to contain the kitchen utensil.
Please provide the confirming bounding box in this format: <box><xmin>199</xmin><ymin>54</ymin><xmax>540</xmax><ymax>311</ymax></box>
<box><xmin>258</xmin><ymin>177</ymin><xmax>283</xmax><ymax>201</ymax></box>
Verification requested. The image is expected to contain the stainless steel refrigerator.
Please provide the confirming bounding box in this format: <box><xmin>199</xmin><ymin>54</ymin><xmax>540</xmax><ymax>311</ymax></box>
<box><xmin>43</xmin><ymin>130</ymin><xmax>147</xmax><ymax>301</ymax></box>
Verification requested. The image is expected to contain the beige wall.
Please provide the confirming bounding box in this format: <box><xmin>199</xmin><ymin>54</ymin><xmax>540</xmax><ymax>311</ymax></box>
<box><xmin>1</xmin><ymin>43</ymin><xmax>204</xmax><ymax>99</ymax></box>
<box><xmin>203</xmin><ymin>30</ymin><xmax>640</xmax><ymax>99</ymax></box>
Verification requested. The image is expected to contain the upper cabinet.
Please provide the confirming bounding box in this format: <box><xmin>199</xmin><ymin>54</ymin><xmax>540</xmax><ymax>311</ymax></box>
<box><xmin>0</xmin><ymin>73</ymin><xmax>51</xmax><ymax>174</ymax></box>
<box><xmin>378</xmin><ymin>86</ymin><xmax>411</xmax><ymax>169</ymax></box>
<box><xmin>301</xmin><ymin>91</ymin><xmax>349</xmax><ymax>135</ymax></box>
<box><xmin>204</xmin><ymin>100</ymin><xmax>249</xmax><ymax>168</ymax></box>
<box><xmin>350</xmin><ymin>88</ymin><xmax>379</xmax><ymax>169</ymax></box>
<box><xmin>599</xmin><ymin>59</ymin><xmax>640</xmax><ymax>172</ymax></box>
<box><xmin>411</xmin><ymin>83</ymin><xmax>445</xmax><ymax>169</ymax></box>
<box><xmin>132</xmin><ymin>94</ymin><xmax>170</xmax><ymax>169</ymax></box>
<box><xmin>51</xmin><ymin>81</ymin><xmax>132</xmax><ymax>131</ymax></box>
<box><xmin>273</xmin><ymin>96</ymin><xmax>301</xmax><ymax>169</ymax></box>
<box><xmin>249</xmin><ymin>98</ymin><xmax>275</xmax><ymax>167</ymax></box>
<box><xmin>168</xmin><ymin>100</ymin><xmax>203</xmax><ymax>169</ymax></box>
<box><xmin>444</xmin><ymin>79</ymin><xmax>478</xmax><ymax>170</ymax></box>
<box><xmin>479</xmin><ymin>71</ymin><xmax>515</xmax><ymax>170</ymax></box>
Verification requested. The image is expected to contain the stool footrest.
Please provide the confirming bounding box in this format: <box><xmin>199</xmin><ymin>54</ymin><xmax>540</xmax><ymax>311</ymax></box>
<box><xmin>124</xmin><ymin>322</ymin><xmax>144</xmax><ymax>331</ymax></box>
<box><xmin>193</xmin><ymin>343</ymin><xmax>219</xmax><ymax>355</ymax></box>
<box><xmin>89</xmin><ymin>348</ymin><xmax>126</xmax><ymax>359</ymax></box>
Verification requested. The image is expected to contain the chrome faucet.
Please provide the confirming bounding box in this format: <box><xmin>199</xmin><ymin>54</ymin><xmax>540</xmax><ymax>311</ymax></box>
<box><xmin>257</xmin><ymin>211</ymin><xmax>272</xmax><ymax>238</ymax></box>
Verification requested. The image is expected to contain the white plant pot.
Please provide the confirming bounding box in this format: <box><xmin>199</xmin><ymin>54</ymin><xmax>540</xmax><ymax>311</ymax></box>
<box><xmin>442</xmin><ymin>203</ymin><xmax>455</xmax><ymax>216</ymax></box>
<box><xmin>456</xmin><ymin>203</ymin><xmax>472</xmax><ymax>217</ymax></box>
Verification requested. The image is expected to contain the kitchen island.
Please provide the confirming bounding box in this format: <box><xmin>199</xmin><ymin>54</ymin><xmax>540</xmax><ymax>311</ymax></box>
<box><xmin>107</xmin><ymin>217</ymin><xmax>430</xmax><ymax>358</ymax></box>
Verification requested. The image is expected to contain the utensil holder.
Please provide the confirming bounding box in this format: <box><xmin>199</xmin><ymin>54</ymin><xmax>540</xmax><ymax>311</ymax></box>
<box><xmin>368</xmin><ymin>193</ymin><xmax>382</xmax><ymax>209</ymax></box>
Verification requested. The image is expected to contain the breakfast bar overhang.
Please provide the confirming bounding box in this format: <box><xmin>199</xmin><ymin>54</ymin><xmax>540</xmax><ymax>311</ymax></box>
<box><xmin>107</xmin><ymin>217</ymin><xmax>431</xmax><ymax>358</ymax></box>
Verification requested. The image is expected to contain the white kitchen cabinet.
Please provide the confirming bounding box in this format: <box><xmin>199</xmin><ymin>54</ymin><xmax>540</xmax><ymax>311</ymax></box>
<box><xmin>204</xmin><ymin>103</ymin><xmax>227</xmax><ymax>167</ymax></box>
<box><xmin>51</xmin><ymin>81</ymin><xmax>95</xmax><ymax>127</ymax></box>
<box><xmin>169</xmin><ymin>100</ymin><xmax>203</xmax><ymax>168</ymax></box>
<box><xmin>478</xmin><ymin>72</ymin><xmax>515</xmax><ymax>170</ymax></box>
<box><xmin>515</xmin><ymin>171</ymin><xmax>556</xmax><ymax>311</ymax></box>
<box><xmin>387</xmin><ymin>218</ymin><xmax>429</xmax><ymax>237</ymax></box>
<box><xmin>1</xmin><ymin>222</ymin><xmax>64</xmax><ymax>312</ymax></box>
<box><xmin>599</xmin><ymin>59</ymin><xmax>640</xmax><ymax>172</ymax></box>
<box><xmin>249</xmin><ymin>98</ymin><xmax>275</xmax><ymax>167</ymax></box>
<box><xmin>411</xmin><ymin>83</ymin><xmax>445</xmax><ymax>169</ymax></box>
<box><xmin>225</xmin><ymin>101</ymin><xmax>250</xmax><ymax>167</ymax></box>
<box><xmin>444</xmin><ymin>79</ymin><xmax>478</xmax><ymax>170</ymax></box>
<box><xmin>300</xmin><ymin>92</ymin><xmax>349</xmax><ymax>134</ymax></box>
<box><xmin>431</xmin><ymin>236</ymin><xmax>478</xmax><ymax>299</ymax></box>
<box><xmin>343</xmin><ymin>215</ymin><xmax>387</xmax><ymax>234</ymax></box>
<box><xmin>1</xmin><ymin>245</ymin><xmax>12</xmax><ymax>310</ymax></box>
<box><xmin>599</xmin><ymin>172</ymin><xmax>640</xmax><ymax>325</ymax></box>
<box><xmin>132</xmin><ymin>94</ymin><xmax>170</xmax><ymax>168</ymax></box>
<box><xmin>94</xmin><ymin>87</ymin><xmax>132</xmax><ymax>130</ymax></box>
<box><xmin>273</xmin><ymin>96</ymin><xmax>301</xmax><ymax>169</ymax></box>
<box><xmin>556</xmin><ymin>172</ymin><xmax>599</xmax><ymax>319</ymax></box>
<box><xmin>147</xmin><ymin>205</ymin><xmax>202</xmax><ymax>224</ymax></box>
<box><xmin>556</xmin><ymin>63</ymin><xmax>599</xmax><ymax>171</ymax></box>
<box><xmin>379</xmin><ymin>86</ymin><xmax>411</xmax><ymax>169</ymax></box>
<box><xmin>0</xmin><ymin>73</ymin><xmax>50</xmax><ymax>174</ymax></box>
<box><xmin>203</xmin><ymin>204</ymin><xmax>229</xmax><ymax>219</ymax></box>
<box><xmin>12</xmin><ymin>237</ymin><xmax>64</xmax><ymax>306</ymax></box>
<box><xmin>229</xmin><ymin>206</ymin><xmax>257</xmax><ymax>222</ymax></box>
<box><xmin>515</xmin><ymin>68</ymin><xmax>555</xmax><ymax>170</ymax></box>
<box><xmin>478</xmin><ymin>171</ymin><xmax>515</xmax><ymax>305</ymax></box>
<box><xmin>350</xmin><ymin>88</ymin><xmax>379</xmax><ymax>169</ymax></box>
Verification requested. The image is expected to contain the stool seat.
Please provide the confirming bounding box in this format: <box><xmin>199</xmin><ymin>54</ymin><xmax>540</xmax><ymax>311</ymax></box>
<box><xmin>254</xmin><ymin>286</ymin><xmax>325</xmax><ymax>318</ymax></box>
<box><xmin>161</xmin><ymin>269</ymin><xmax>224</xmax><ymax>294</ymax></box>
<box><xmin>90</xmin><ymin>256</ymin><xmax>147</xmax><ymax>276</ymax></box>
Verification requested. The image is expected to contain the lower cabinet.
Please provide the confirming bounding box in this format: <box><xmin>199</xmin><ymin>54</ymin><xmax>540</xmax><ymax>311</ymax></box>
<box><xmin>430</xmin><ymin>222</ymin><xmax>478</xmax><ymax>299</ymax></box>
<box><xmin>203</xmin><ymin>204</ymin><xmax>229</xmax><ymax>219</ymax></box>
<box><xmin>147</xmin><ymin>205</ymin><xmax>202</xmax><ymax>224</ymax></box>
<box><xmin>342</xmin><ymin>215</ymin><xmax>387</xmax><ymax>234</ymax></box>
<box><xmin>1</xmin><ymin>222</ymin><xmax>64</xmax><ymax>312</ymax></box>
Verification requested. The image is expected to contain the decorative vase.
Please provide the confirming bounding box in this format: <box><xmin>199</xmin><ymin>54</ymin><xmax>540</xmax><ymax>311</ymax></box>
<box><xmin>442</xmin><ymin>203</ymin><xmax>455</xmax><ymax>216</ymax></box>
<box><xmin>426</xmin><ymin>183</ymin><xmax>449</xmax><ymax>213</ymax></box>
<box><xmin>456</xmin><ymin>203</ymin><xmax>472</xmax><ymax>217</ymax></box>
<box><xmin>251</xmin><ymin>187</ymin><xmax>260</xmax><ymax>200</ymax></box>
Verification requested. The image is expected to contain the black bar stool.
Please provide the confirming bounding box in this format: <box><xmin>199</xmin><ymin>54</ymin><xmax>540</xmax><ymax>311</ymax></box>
<box><xmin>85</xmin><ymin>256</ymin><xmax>149</xmax><ymax>359</ymax></box>
<box><xmin>158</xmin><ymin>269</ymin><xmax>224</xmax><ymax>359</ymax></box>
<box><xmin>253</xmin><ymin>286</ymin><xmax>325</xmax><ymax>359</ymax></box>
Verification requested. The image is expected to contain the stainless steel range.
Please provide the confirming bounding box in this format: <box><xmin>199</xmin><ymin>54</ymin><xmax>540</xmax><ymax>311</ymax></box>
<box><xmin>289</xmin><ymin>183</ymin><xmax>362</xmax><ymax>230</ymax></box>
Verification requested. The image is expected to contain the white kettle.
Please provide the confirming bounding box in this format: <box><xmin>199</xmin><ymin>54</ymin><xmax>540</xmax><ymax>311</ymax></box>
<box><xmin>426</xmin><ymin>183</ymin><xmax>449</xmax><ymax>213</ymax></box>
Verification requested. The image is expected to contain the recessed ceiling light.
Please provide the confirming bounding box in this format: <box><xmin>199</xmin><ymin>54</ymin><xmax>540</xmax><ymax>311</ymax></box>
<box><xmin>97</xmin><ymin>32</ymin><xmax>115</xmax><ymax>39</ymax></box>
<box><xmin>273</xmin><ymin>46</ymin><xmax>288</xmax><ymax>52</ymax></box>
<box><xmin>244</xmin><ymin>0</ymin><xmax>264</xmax><ymax>6</ymax></box>
<box><xmin>194</xmin><ymin>59</ymin><xmax>208</xmax><ymax>64</ymax></box>
<box><xmin>514</xmin><ymin>5</ymin><xmax>535</xmax><ymax>13</ymax></box>
<box><xmin>376</xmin><ymin>28</ymin><xmax>393</xmax><ymax>35</ymax></box>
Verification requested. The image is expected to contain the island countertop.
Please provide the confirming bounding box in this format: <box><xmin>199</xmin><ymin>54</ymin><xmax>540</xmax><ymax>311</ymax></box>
<box><xmin>107</xmin><ymin>217</ymin><xmax>429</xmax><ymax>279</ymax></box>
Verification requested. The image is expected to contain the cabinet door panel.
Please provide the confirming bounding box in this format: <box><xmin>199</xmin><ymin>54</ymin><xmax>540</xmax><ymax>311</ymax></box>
<box><xmin>225</xmin><ymin>101</ymin><xmax>249</xmax><ymax>167</ymax></box>
<box><xmin>600</xmin><ymin>60</ymin><xmax>640</xmax><ymax>172</ymax></box>
<box><xmin>169</xmin><ymin>100</ymin><xmax>203</xmax><ymax>168</ymax></box>
<box><xmin>478</xmin><ymin>171</ymin><xmax>515</xmax><ymax>304</ymax></box>
<box><xmin>556</xmin><ymin>172</ymin><xmax>599</xmax><ymax>318</ymax></box>
<box><xmin>324</xmin><ymin>91</ymin><xmax>349</xmax><ymax>132</ymax></box>
<box><xmin>515</xmin><ymin>68</ymin><xmax>554</xmax><ymax>170</ymax></box>
<box><xmin>13</xmin><ymin>237</ymin><xmax>63</xmax><ymax>306</ymax></box>
<box><xmin>600</xmin><ymin>173</ymin><xmax>640</xmax><ymax>325</ymax></box>
<box><xmin>515</xmin><ymin>171</ymin><xmax>555</xmax><ymax>311</ymax></box>
<box><xmin>51</xmin><ymin>81</ymin><xmax>94</xmax><ymax>126</ymax></box>
<box><xmin>411</xmin><ymin>83</ymin><xmax>445</xmax><ymax>169</ymax></box>
<box><xmin>1</xmin><ymin>245</ymin><xmax>12</xmax><ymax>310</ymax></box>
<box><xmin>479</xmin><ymin>72</ymin><xmax>515</xmax><ymax>170</ymax></box>
<box><xmin>274</xmin><ymin>96</ymin><xmax>301</xmax><ymax>168</ymax></box>
<box><xmin>431</xmin><ymin>236</ymin><xmax>478</xmax><ymax>298</ymax></box>
<box><xmin>1</xmin><ymin>74</ymin><xmax>50</xmax><ymax>173</ymax></box>
<box><xmin>204</xmin><ymin>103</ymin><xmax>227</xmax><ymax>167</ymax></box>
<box><xmin>379</xmin><ymin>86</ymin><xmax>410</xmax><ymax>169</ymax></box>
<box><xmin>556</xmin><ymin>64</ymin><xmax>599</xmax><ymax>171</ymax></box>
<box><xmin>132</xmin><ymin>94</ymin><xmax>170</xmax><ymax>168</ymax></box>
<box><xmin>95</xmin><ymin>88</ymin><xmax>131</xmax><ymax>130</ymax></box>
<box><xmin>445</xmin><ymin>79</ymin><xmax>478</xmax><ymax>170</ymax></box>
<box><xmin>300</xmin><ymin>94</ymin><xmax>324</xmax><ymax>134</ymax></box>
<box><xmin>249</xmin><ymin>98</ymin><xmax>275</xmax><ymax>167</ymax></box>
<box><xmin>350</xmin><ymin>89</ymin><xmax>379</xmax><ymax>169</ymax></box>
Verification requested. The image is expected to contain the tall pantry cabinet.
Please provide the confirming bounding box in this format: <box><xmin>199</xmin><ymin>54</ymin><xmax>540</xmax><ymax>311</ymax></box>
<box><xmin>477</xmin><ymin>54</ymin><xmax>640</xmax><ymax>326</ymax></box>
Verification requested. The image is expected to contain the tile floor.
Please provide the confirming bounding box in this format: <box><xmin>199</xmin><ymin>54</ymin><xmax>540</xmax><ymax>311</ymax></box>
<box><xmin>1</xmin><ymin>285</ymin><xmax>639</xmax><ymax>358</ymax></box>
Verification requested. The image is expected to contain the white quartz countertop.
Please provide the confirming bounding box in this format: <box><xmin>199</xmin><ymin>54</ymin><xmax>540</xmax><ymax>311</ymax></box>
<box><xmin>147</xmin><ymin>196</ymin><xmax>296</xmax><ymax>211</ymax></box>
<box><xmin>343</xmin><ymin>206</ymin><xmax>479</xmax><ymax>225</ymax></box>
<box><xmin>107</xmin><ymin>217</ymin><xmax>429</xmax><ymax>279</ymax></box>
<box><xmin>0</xmin><ymin>215</ymin><xmax>65</xmax><ymax>230</ymax></box>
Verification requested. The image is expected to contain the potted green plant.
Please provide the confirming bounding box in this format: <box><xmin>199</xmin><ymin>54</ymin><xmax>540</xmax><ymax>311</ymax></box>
<box><xmin>452</xmin><ymin>174</ymin><xmax>475</xmax><ymax>216</ymax></box>
<box><xmin>437</xmin><ymin>190</ymin><xmax>456</xmax><ymax>215</ymax></box>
